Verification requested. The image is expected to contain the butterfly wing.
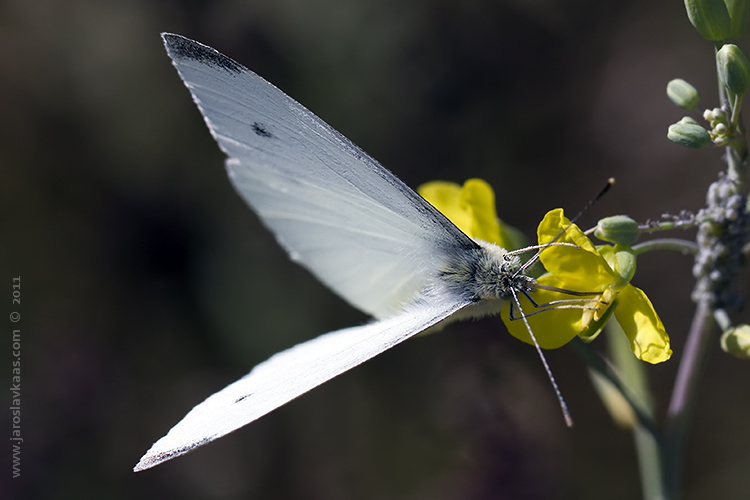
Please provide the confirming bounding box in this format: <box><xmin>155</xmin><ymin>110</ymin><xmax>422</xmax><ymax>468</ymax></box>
<box><xmin>134</xmin><ymin>293</ymin><xmax>471</xmax><ymax>471</ymax></box>
<box><xmin>162</xmin><ymin>34</ymin><xmax>478</xmax><ymax>318</ymax></box>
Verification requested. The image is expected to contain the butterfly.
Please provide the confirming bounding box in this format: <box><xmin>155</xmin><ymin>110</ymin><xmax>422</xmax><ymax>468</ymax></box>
<box><xmin>135</xmin><ymin>33</ymin><xmax>592</xmax><ymax>471</ymax></box>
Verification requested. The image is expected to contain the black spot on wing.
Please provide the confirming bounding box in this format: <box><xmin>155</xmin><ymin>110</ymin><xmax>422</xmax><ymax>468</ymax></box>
<box><xmin>234</xmin><ymin>393</ymin><xmax>252</xmax><ymax>403</ymax></box>
<box><xmin>252</xmin><ymin>122</ymin><xmax>273</xmax><ymax>138</ymax></box>
<box><xmin>162</xmin><ymin>33</ymin><xmax>244</xmax><ymax>75</ymax></box>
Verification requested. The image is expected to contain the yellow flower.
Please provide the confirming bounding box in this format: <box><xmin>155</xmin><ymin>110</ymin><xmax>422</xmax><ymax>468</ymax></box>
<box><xmin>418</xmin><ymin>179</ymin><xmax>526</xmax><ymax>250</ymax></box>
<box><xmin>420</xmin><ymin>180</ymin><xmax>671</xmax><ymax>364</ymax></box>
<box><xmin>501</xmin><ymin>209</ymin><xmax>671</xmax><ymax>364</ymax></box>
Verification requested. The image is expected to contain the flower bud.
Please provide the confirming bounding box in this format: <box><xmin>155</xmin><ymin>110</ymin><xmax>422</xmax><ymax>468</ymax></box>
<box><xmin>717</xmin><ymin>43</ymin><xmax>750</xmax><ymax>95</ymax></box>
<box><xmin>596</xmin><ymin>245</ymin><xmax>636</xmax><ymax>291</ymax></box>
<box><xmin>667</xmin><ymin>117</ymin><xmax>712</xmax><ymax>148</ymax></box>
<box><xmin>667</xmin><ymin>79</ymin><xmax>701</xmax><ymax>109</ymax></box>
<box><xmin>703</xmin><ymin>107</ymin><xmax>728</xmax><ymax>123</ymax></box>
<box><xmin>720</xmin><ymin>324</ymin><xmax>750</xmax><ymax>358</ymax></box>
<box><xmin>683</xmin><ymin>0</ymin><xmax>732</xmax><ymax>40</ymax></box>
<box><xmin>611</xmin><ymin>246</ymin><xmax>637</xmax><ymax>289</ymax></box>
<box><xmin>725</xmin><ymin>0</ymin><xmax>749</xmax><ymax>37</ymax></box>
<box><xmin>595</xmin><ymin>216</ymin><xmax>641</xmax><ymax>246</ymax></box>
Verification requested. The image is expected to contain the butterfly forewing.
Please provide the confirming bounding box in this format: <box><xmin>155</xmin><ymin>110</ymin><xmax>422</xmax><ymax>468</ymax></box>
<box><xmin>162</xmin><ymin>34</ymin><xmax>478</xmax><ymax>318</ymax></box>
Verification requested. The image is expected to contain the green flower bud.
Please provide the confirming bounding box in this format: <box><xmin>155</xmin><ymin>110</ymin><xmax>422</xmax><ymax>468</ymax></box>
<box><xmin>597</xmin><ymin>244</ymin><xmax>636</xmax><ymax>290</ymax></box>
<box><xmin>683</xmin><ymin>0</ymin><xmax>732</xmax><ymax>40</ymax></box>
<box><xmin>725</xmin><ymin>0</ymin><xmax>749</xmax><ymax>37</ymax></box>
<box><xmin>685</xmin><ymin>116</ymin><xmax>703</xmax><ymax>125</ymax></box>
<box><xmin>667</xmin><ymin>79</ymin><xmax>701</xmax><ymax>109</ymax></box>
<box><xmin>667</xmin><ymin>117</ymin><xmax>712</xmax><ymax>148</ymax></box>
<box><xmin>612</xmin><ymin>246</ymin><xmax>636</xmax><ymax>285</ymax></box>
<box><xmin>595</xmin><ymin>216</ymin><xmax>641</xmax><ymax>246</ymax></box>
<box><xmin>717</xmin><ymin>43</ymin><xmax>750</xmax><ymax>94</ymax></box>
<box><xmin>720</xmin><ymin>324</ymin><xmax>750</xmax><ymax>358</ymax></box>
<box><xmin>606</xmin><ymin>245</ymin><xmax>636</xmax><ymax>289</ymax></box>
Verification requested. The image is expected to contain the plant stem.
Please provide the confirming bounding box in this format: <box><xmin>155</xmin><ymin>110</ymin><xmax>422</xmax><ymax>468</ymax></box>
<box><xmin>635</xmin><ymin>425</ymin><xmax>666</xmax><ymax>500</ymax></box>
<box><xmin>632</xmin><ymin>238</ymin><xmax>699</xmax><ymax>255</ymax></box>
<box><xmin>606</xmin><ymin>319</ymin><xmax>666</xmax><ymax>500</ymax></box>
<box><xmin>662</xmin><ymin>299</ymin><xmax>714</xmax><ymax>499</ymax></box>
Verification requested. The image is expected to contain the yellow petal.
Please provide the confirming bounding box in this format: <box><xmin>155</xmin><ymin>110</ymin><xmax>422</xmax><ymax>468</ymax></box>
<box><xmin>419</xmin><ymin>179</ymin><xmax>509</xmax><ymax>247</ymax></box>
<box><xmin>460</xmin><ymin>179</ymin><xmax>505</xmax><ymax>244</ymax></box>
<box><xmin>501</xmin><ymin>275</ymin><xmax>584</xmax><ymax>349</ymax></box>
<box><xmin>537</xmin><ymin>209</ymin><xmax>614</xmax><ymax>289</ymax></box>
<box><xmin>614</xmin><ymin>285</ymin><xmax>672</xmax><ymax>363</ymax></box>
<box><xmin>418</xmin><ymin>180</ymin><xmax>467</xmax><ymax>227</ymax></box>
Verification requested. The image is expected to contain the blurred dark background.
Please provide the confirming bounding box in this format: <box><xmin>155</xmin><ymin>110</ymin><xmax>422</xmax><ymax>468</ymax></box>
<box><xmin>2</xmin><ymin>0</ymin><xmax>749</xmax><ymax>498</ymax></box>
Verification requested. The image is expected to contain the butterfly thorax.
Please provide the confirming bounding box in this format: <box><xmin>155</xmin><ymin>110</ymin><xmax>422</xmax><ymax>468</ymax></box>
<box><xmin>438</xmin><ymin>241</ymin><xmax>537</xmax><ymax>302</ymax></box>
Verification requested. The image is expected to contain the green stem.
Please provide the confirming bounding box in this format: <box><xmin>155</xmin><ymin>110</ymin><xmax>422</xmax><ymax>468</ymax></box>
<box><xmin>713</xmin><ymin>308</ymin><xmax>732</xmax><ymax>331</ymax></box>
<box><xmin>606</xmin><ymin>319</ymin><xmax>665</xmax><ymax>500</ymax></box>
<box><xmin>638</xmin><ymin>218</ymin><xmax>698</xmax><ymax>233</ymax></box>
<box><xmin>663</xmin><ymin>300</ymin><xmax>714</xmax><ymax>499</ymax></box>
<box><xmin>632</xmin><ymin>238</ymin><xmax>699</xmax><ymax>255</ymax></box>
<box><xmin>635</xmin><ymin>425</ymin><xmax>666</xmax><ymax>500</ymax></box>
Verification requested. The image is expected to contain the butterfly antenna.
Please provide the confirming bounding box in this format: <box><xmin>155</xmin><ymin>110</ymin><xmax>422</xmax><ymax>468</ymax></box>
<box><xmin>511</xmin><ymin>289</ymin><xmax>573</xmax><ymax>427</ymax></box>
<box><xmin>565</xmin><ymin>177</ymin><xmax>615</xmax><ymax>229</ymax></box>
<box><xmin>519</xmin><ymin>178</ymin><xmax>615</xmax><ymax>273</ymax></box>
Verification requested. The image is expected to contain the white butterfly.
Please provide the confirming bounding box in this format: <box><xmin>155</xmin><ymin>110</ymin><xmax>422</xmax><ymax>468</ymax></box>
<box><xmin>135</xmin><ymin>33</ymin><xmax>567</xmax><ymax>472</ymax></box>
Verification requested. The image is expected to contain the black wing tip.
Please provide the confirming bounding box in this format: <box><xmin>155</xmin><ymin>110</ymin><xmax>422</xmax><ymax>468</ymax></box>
<box><xmin>133</xmin><ymin>435</ymin><xmax>214</xmax><ymax>472</ymax></box>
<box><xmin>161</xmin><ymin>33</ymin><xmax>244</xmax><ymax>75</ymax></box>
